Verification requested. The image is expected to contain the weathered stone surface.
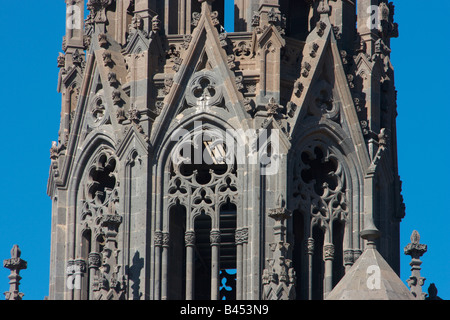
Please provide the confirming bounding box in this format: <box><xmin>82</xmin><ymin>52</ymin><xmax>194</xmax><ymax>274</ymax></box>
<box><xmin>326</xmin><ymin>246</ymin><xmax>414</xmax><ymax>300</ymax></box>
<box><xmin>47</xmin><ymin>0</ymin><xmax>405</xmax><ymax>300</ymax></box>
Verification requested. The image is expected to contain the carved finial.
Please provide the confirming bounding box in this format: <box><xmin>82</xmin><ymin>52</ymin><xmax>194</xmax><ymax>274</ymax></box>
<box><xmin>404</xmin><ymin>230</ymin><xmax>427</xmax><ymax>300</ymax></box>
<box><xmin>378</xmin><ymin>128</ymin><xmax>389</xmax><ymax>148</ymax></box>
<box><xmin>268</xmin><ymin>193</ymin><xmax>291</xmax><ymax>222</ymax></box>
<box><xmin>50</xmin><ymin>141</ymin><xmax>59</xmax><ymax>160</ymax></box>
<box><xmin>10</xmin><ymin>245</ymin><xmax>21</xmax><ymax>259</ymax></box>
<box><xmin>57</xmin><ymin>52</ymin><xmax>65</xmax><ymax>68</ymax></box>
<box><xmin>266</xmin><ymin>97</ymin><xmax>282</xmax><ymax>117</ymax></box>
<box><xmin>410</xmin><ymin>230</ymin><xmax>420</xmax><ymax>244</ymax></box>
<box><xmin>276</xmin><ymin>193</ymin><xmax>284</xmax><ymax>208</ymax></box>
<box><xmin>151</xmin><ymin>15</ymin><xmax>161</xmax><ymax>32</ymax></box>
<box><xmin>360</xmin><ymin>216</ymin><xmax>380</xmax><ymax>248</ymax></box>
<box><xmin>404</xmin><ymin>230</ymin><xmax>427</xmax><ymax>258</ymax></box>
<box><xmin>3</xmin><ymin>245</ymin><xmax>27</xmax><ymax>300</ymax></box>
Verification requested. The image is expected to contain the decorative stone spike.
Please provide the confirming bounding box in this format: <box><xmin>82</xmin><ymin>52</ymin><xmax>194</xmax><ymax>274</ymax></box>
<box><xmin>3</xmin><ymin>245</ymin><xmax>27</xmax><ymax>300</ymax></box>
<box><xmin>404</xmin><ymin>230</ymin><xmax>427</xmax><ymax>300</ymax></box>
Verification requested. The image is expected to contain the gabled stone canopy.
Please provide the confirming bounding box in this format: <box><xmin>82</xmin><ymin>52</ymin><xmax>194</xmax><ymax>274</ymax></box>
<box><xmin>48</xmin><ymin>0</ymin><xmax>406</xmax><ymax>300</ymax></box>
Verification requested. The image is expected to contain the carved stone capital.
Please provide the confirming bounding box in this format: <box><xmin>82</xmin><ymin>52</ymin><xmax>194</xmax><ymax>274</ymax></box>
<box><xmin>162</xmin><ymin>232</ymin><xmax>170</xmax><ymax>248</ymax></box>
<box><xmin>210</xmin><ymin>230</ymin><xmax>221</xmax><ymax>246</ymax></box>
<box><xmin>66</xmin><ymin>258</ymin><xmax>87</xmax><ymax>274</ymax></box>
<box><xmin>306</xmin><ymin>237</ymin><xmax>315</xmax><ymax>255</ymax></box>
<box><xmin>323</xmin><ymin>243</ymin><xmax>335</xmax><ymax>261</ymax></box>
<box><xmin>88</xmin><ymin>252</ymin><xmax>102</xmax><ymax>269</ymax></box>
<box><xmin>185</xmin><ymin>231</ymin><xmax>196</xmax><ymax>247</ymax></box>
<box><xmin>154</xmin><ymin>231</ymin><xmax>163</xmax><ymax>247</ymax></box>
<box><xmin>343</xmin><ymin>249</ymin><xmax>354</xmax><ymax>266</ymax></box>
<box><xmin>235</xmin><ymin>228</ymin><xmax>249</xmax><ymax>245</ymax></box>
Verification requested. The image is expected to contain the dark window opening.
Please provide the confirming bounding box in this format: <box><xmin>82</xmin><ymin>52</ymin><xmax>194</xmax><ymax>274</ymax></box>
<box><xmin>87</xmin><ymin>155</ymin><xmax>117</xmax><ymax>205</ymax></box>
<box><xmin>332</xmin><ymin>220</ymin><xmax>345</xmax><ymax>289</ymax></box>
<box><xmin>212</xmin><ymin>0</ymin><xmax>224</xmax><ymax>28</ymax></box>
<box><xmin>169</xmin><ymin>203</ymin><xmax>187</xmax><ymax>300</ymax></box>
<box><xmin>219</xmin><ymin>200</ymin><xmax>237</xmax><ymax>300</ymax></box>
<box><xmin>301</xmin><ymin>147</ymin><xmax>338</xmax><ymax>197</ymax></box>
<box><xmin>292</xmin><ymin>209</ymin><xmax>305</xmax><ymax>300</ymax></box>
<box><xmin>168</xmin><ymin>0</ymin><xmax>179</xmax><ymax>34</ymax></box>
<box><xmin>179</xmin><ymin>142</ymin><xmax>229</xmax><ymax>184</ymax></box>
<box><xmin>280</xmin><ymin>0</ymin><xmax>309</xmax><ymax>41</ymax></box>
<box><xmin>311</xmin><ymin>225</ymin><xmax>324</xmax><ymax>300</ymax></box>
<box><xmin>194</xmin><ymin>213</ymin><xmax>212</xmax><ymax>300</ymax></box>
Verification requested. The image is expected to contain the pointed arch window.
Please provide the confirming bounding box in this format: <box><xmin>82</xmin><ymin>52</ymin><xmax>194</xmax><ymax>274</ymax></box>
<box><xmin>160</xmin><ymin>124</ymin><xmax>241</xmax><ymax>300</ymax></box>
<box><xmin>75</xmin><ymin>148</ymin><xmax>125</xmax><ymax>300</ymax></box>
<box><xmin>291</xmin><ymin>141</ymin><xmax>349</xmax><ymax>300</ymax></box>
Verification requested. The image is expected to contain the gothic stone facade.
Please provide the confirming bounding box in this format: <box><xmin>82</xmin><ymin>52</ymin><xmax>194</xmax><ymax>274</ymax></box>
<box><xmin>47</xmin><ymin>0</ymin><xmax>403</xmax><ymax>300</ymax></box>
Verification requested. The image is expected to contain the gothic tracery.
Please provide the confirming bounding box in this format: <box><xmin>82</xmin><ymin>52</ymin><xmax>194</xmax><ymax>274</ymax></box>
<box><xmin>49</xmin><ymin>0</ymin><xmax>404</xmax><ymax>301</ymax></box>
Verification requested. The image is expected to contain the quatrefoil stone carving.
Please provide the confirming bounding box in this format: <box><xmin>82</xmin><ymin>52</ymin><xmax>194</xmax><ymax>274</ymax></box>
<box><xmin>185</xmin><ymin>71</ymin><xmax>223</xmax><ymax>107</ymax></box>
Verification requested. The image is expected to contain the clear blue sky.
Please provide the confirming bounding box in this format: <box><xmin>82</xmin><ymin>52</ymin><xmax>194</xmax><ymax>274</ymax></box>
<box><xmin>0</xmin><ymin>1</ymin><xmax>448</xmax><ymax>300</ymax></box>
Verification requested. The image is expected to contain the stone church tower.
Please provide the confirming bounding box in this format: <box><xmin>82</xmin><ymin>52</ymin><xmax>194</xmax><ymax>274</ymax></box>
<box><xmin>47</xmin><ymin>0</ymin><xmax>405</xmax><ymax>300</ymax></box>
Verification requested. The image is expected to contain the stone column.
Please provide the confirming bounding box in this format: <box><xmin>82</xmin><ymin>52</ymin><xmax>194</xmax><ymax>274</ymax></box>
<box><xmin>179</xmin><ymin>0</ymin><xmax>187</xmax><ymax>34</ymax></box>
<box><xmin>185</xmin><ymin>230</ymin><xmax>196</xmax><ymax>300</ymax></box>
<box><xmin>73</xmin><ymin>259</ymin><xmax>87</xmax><ymax>300</ymax></box>
<box><xmin>306</xmin><ymin>237</ymin><xmax>314</xmax><ymax>300</ymax></box>
<box><xmin>235</xmin><ymin>227</ymin><xmax>248</xmax><ymax>300</ymax></box>
<box><xmin>164</xmin><ymin>0</ymin><xmax>170</xmax><ymax>33</ymax></box>
<box><xmin>323</xmin><ymin>243</ymin><xmax>335</xmax><ymax>299</ymax></box>
<box><xmin>210</xmin><ymin>229</ymin><xmax>221</xmax><ymax>300</ymax></box>
<box><xmin>88</xmin><ymin>252</ymin><xmax>101</xmax><ymax>299</ymax></box>
<box><xmin>154</xmin><ymin>231</ymin><xmax>162</xmax><ymax>300</ymax></box>
<box><xmin>161</xmin><ymin>232</ymin><xmax>170</xmax><ymax>300</ymax></box>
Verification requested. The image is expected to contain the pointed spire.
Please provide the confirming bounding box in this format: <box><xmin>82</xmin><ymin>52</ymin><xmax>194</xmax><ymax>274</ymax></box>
<box><xmin>404</xmin><ymin>230</ymin><xmax>427</xmax><ymax>300</ymax></box>
<box><xmin>3</xmin><ymin>245</ymin><xmax>27</xmax><ymax>300</ymax></box>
